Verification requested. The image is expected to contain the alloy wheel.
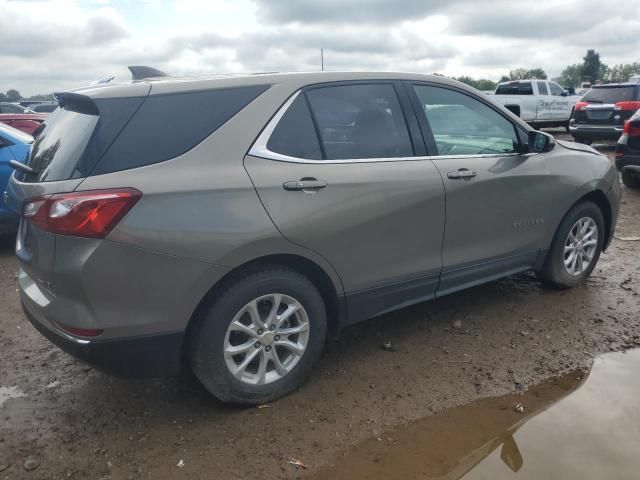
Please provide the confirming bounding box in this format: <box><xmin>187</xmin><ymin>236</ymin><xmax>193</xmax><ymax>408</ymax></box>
<box><xmin>223</xmin><ymin>294</ymin><xmax>310</xmax><ymax>385</ymax></box>
<box><xmin>563</xmin><ymin>217</ymin><xmax>598</xmax><ymax>276</ymax></box>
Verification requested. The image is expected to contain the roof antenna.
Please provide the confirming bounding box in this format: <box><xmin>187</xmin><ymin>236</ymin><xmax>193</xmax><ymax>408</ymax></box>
<box><xmin>320</xmin><ymin>48</ymin><xmax>324</xmax><ymax>72</ymax></box>
<box><xmin>128</xmin><ymin>66</ymin><xmax>170</xmax><ymax>81</ymax></box>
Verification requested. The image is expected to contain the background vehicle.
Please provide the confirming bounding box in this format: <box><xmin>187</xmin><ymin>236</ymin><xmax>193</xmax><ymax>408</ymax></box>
<box><xmin>0</xmin><ymin>113</ymin><xmax>47</xmax><ymax>135</ymax></box>
<box><xmin>6</xmin><ymin>70</ymin><xmax>620</xmax><ymax>404</ymax></box>
<box><xmin>493</xmin><ymin>79</ymin><xmax>578</xmax><ymax>129</ymax></box>
<box><xmin>29</xmin><ymin>102</ymin><xmax>58</xmax><ymax>113</ymax></box>
<box><xmin>615</xmin><ymin>109</ymin><xmax>640</xmax><ymax>188</ymax></box>
<box><xmin>0</xmin><ymin>102</ymin><xmax>35</xmax><ymax>114</ymax></box>
<box><xmin>0</xmin><ymin>123</ymin><xmax>32</xmax><ymax>233</ymax></box>
<box><xmin>570</xmin><ymin>81</ymin><xmax>640</xmax><ymax>144</ymax></box>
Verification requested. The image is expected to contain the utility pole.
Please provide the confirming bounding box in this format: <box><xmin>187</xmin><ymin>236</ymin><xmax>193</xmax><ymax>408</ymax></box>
<box><xmin>321</xmin><ymin>48</ymin><xmax>324</xmax><ymax>71</ymax></box>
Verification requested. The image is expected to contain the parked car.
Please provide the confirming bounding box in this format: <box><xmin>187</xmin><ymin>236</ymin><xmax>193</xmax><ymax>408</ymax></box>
<box><xmin>0</xmin><ymin>123</ymin><xmax>32</xmax><ymax>234</ymax></box>
<box><xmin>569</xmin><ymin>81</ymin><xmax>640</xmax><ymax>144</ymax></box>
<box><xmin>30</xmin><ymin>102</ymin><xmax>58</xmax><ymax>113</ymax></box>
<box><xmin>0</xmin><ymin>102</ymin><xmax>36</xmax><ymax>114</ymax></box>
<box><xmin>615</xmin><ymin>109</ymin><xmax>640</xmax><ymax>188</ymax></box>
<box><xmin>0</xmin><ymin>113</ymin><xmax>47</xmax><ymax>135</ymax></box>
<box><xmin>492</xmin><ymin>79</ymin><xmax>578</xmax><ymax>129</ymax></box>
<box><xmin>6</xmin><ymin>69</ymin><xmax>620</xmax><ymax>404</ymax></box>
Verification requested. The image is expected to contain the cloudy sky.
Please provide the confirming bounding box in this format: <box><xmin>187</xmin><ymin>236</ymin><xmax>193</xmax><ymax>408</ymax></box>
<box><xmin>1</xmin><ymin>0</ymin><xmax>639</xmax><ymax>96</ymax></box>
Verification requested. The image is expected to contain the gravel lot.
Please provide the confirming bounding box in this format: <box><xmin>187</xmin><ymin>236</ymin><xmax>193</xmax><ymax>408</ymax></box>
<box><xmin>1</xmin><ymin>135</ymin><xmax>639</xmax><ymax>480</ymax></box>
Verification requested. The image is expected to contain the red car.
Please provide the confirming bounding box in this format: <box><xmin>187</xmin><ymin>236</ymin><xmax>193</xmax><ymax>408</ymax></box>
<box><xmin>0</xmin><ymin>113</ymin><xmax>47</xmax><ymax>135</ymax></box>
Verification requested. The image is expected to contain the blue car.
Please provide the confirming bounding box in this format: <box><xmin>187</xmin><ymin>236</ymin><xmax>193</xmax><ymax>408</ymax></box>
<box><xmin>0</xmin><ymin>122</ymin><xmax>32</xmax><ymax>233</ymax></box>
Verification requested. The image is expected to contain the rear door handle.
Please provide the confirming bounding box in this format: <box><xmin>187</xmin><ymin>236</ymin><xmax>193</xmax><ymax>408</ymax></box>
<box><xmin>447</xmin><ymin>169</ymin><xmax>477</xmax><ymax>180</ymax></box>
<box><xmin>283</xmin><ymin>178</ymin><xmax>328</xmax><ymax>191</ymax></box>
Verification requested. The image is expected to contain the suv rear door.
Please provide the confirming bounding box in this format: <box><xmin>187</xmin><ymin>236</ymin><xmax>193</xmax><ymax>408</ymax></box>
<box><xmin>245</xmin><ymin>82</ymin><xmax>446</xmax><ymax>323</ymax></box>
<box><xmin>407</xmin><ymin>82</ymin><xmax>550</xmax><ymax>295</ymax></box>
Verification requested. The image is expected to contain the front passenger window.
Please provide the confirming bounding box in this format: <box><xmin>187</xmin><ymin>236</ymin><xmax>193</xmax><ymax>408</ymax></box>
<box><xmin>412</xmin><ymin>85</ymin><xmax>519</xmax><ymax>156</ymax></box>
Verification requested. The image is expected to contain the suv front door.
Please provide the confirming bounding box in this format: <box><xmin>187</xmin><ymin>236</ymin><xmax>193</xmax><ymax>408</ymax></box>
<box><xmin>245</xmin><ymin>82</ymin><xmax>446</xmax><ymax>323</ymax></box>
<box><xmin>408</xmin><ymin>83</ymin><xmax>550</xmax><ymax>295</ymax></box>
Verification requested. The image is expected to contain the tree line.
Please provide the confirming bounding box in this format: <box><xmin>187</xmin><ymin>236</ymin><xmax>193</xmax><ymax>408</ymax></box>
<box><xmin>448</xmin><ymin>49</ymin><xmax>640</xmax><ymax>91</ymax></box>
<box><xmin>0</xmin><ymin>89</ymin><xmax>51</xmax><ymax>102</ymax></box>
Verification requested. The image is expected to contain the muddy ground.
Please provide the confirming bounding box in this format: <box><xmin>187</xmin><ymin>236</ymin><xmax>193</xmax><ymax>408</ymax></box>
<box><xmin>0</xmin><ymin>135</ymin><xmax>639</xmax><ymax>480</ymax></box>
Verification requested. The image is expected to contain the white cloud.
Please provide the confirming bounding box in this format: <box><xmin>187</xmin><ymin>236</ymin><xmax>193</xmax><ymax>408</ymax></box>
<box><xmin>0</xmin><ymin>0</ymin><xmax>638</xmax><ymax>96</ymax></box>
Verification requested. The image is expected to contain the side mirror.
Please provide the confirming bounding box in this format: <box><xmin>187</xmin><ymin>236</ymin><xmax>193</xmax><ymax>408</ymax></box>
<box><xmin>500</xmin><ymin>435</ymin><xmax>524</xmax><ymax>472</ymax></box>
<box><xmin>528</xmin><ymin>131</ymin><xmax>556</xmax><ymax>153</ymax></box>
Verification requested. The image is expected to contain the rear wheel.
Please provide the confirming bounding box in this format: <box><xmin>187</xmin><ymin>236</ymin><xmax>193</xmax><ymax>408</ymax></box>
<box><xmin>621</xmin><ymin>170</ymin><xmax>640</xmax><ymax>189</ymax></box>
<box><xmin>537</xmin><ymin>201</ymin><xmax>605</xmax><ymax>289</ymax></box>
<box><xmin>189</xmin><ymin>266</ymin><xmax>327</xmax><ymax>405</ymax></box>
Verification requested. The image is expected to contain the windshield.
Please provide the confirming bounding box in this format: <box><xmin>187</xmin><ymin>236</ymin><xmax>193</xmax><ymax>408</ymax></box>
<box><xmin>583</xmin><ymin>86</ymin><xmax>637</xmax><ymax>103</ymax></box>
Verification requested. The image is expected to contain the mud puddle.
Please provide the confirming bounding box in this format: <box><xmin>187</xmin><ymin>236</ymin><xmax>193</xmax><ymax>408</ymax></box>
<box><xmin>310</xmin><ymin>349</ymin><xmax>640</xmax><ymax>480</ymax></box>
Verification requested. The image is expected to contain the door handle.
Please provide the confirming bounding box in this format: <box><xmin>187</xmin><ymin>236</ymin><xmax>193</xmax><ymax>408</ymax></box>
<box><xmin>447</xmin><ymin>169</ymin><xmax>477</xmax><ymax>180</ymax></box>
<box><xmin>283</xmin><ymin>178</ymin><xmax>328</xmax><ymax>191</ymax></box>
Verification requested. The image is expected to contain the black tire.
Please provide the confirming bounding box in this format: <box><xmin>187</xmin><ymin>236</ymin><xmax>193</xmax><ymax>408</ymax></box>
<box><xmin>574</xmin><ymin>137</ymin><xmax>593</xmax><ymax>145</ymax></box>
<box><xmin>189</xmin><ymin>265</ymin><xmax>327</xmax><ymax>405</ymax></box>
<box><xmin>536</xmin><ymin>201</ymin><xmax>605</xmax><ymax>289</ymax></box>
<box><xmin>621</xmin><ymin>170</ymin><xmax>640</xmax><ymax>189</ymax></box>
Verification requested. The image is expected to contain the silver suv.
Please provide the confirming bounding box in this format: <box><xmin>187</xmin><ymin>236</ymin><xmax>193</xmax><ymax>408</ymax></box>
<box><xmin>6</xmin><ymin>69</ymin><xmax>620</xmax><ymax>404</ymax></box>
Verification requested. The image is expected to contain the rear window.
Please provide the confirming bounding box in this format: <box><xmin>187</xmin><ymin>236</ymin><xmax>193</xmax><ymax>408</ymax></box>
<box><xmin>27</xmin><ymin>107</ymin><xmax>99</xmax><ymax>182</ymax></box>
<box><xmin>23</xmin><ymin>85</ymin><xmax>269</xmax><ymax>182</ymax></box>
<box><xmin>583</xmin><ymin>86</ymin><xmax>638</xmax><ymax>103</ymax></box>
<box><xmin>495</xmin><ymin>82</ymin><xmax>533</xmax><ymax>95</ymax></box>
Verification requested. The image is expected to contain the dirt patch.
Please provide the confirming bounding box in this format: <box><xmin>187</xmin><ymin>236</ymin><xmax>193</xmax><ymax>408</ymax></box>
<box><xmin>1</xmin><ymin>143</ymin><xmax>639</xmax><ymax>480</ymax></box>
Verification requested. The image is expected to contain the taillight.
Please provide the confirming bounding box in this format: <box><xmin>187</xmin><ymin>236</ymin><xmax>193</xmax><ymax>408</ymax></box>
<box><xmin>623</xmin><ymin>120</ymin><xmax>640</xmax><ymax>137</ymax></box>
<box><xmin>614</xmin><ymin>101</ymin><xmax>640</xmax><ymax>111</ymax></box>
<box><xmin>574</xmin><ymin>101</ymin><xmax>589</xmax><ymax>111</ymax></box>
<box><xmin>23</xmin><ymin>188</ymin><xmax>141</xmax><ymax>238</ymax></box>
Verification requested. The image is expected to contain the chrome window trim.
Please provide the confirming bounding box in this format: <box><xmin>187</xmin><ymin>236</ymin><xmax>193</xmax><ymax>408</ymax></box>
<box><xmin>248</xmin><ymin>89</ymin><xmax>525</xmax><ymax>165</ymax></box>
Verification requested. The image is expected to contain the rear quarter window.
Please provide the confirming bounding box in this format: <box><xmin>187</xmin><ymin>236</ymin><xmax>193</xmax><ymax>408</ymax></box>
<box><xmin>93</xmin><ymin>85</ymin><xmax>269</xmax><ymax>175</ymax></box>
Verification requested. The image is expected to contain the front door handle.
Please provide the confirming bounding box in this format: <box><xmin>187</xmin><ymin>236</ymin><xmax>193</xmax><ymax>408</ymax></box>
<box><xmin>283</xmin><ymin>178</ymin><xmax>328</xmax><ymax>191</ymax></box>
<box><xmin>447</xmin><ymin>169</ymin><xmax>477</xmax><ymax>180</ymax></box>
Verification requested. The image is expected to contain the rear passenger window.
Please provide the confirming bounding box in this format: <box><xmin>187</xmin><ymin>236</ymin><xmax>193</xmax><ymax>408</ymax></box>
<box><xmin>305</xmin><ymin>84</ymin><xmax>413</xmax><ymax>160</ymax></box>
<box><xmin>266</xmin><ymin>94</ymin><xmax>322</xmax><ymax>160</ymax></box>
<box><xmin>93</xmin><ymin>85</ymin><xmax>269</xmax><ymax>175</ymax></box>
<box><xmin>537</xmin><ymin>82</ymin><xmax>549</xmax><ymax>95</ymax></box>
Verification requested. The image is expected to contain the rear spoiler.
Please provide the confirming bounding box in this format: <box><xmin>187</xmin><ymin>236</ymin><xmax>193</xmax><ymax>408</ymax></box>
<box><xmin>52</xmin><ymin>92</ymin><xmax>99</xmax><ymax>115</ymax></box>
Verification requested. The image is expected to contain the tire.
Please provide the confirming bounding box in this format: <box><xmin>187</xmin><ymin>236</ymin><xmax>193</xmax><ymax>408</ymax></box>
<box><xmin>574</xmin><ymin>137</ymin><xmax>593</xmax><ymax>145</ymax></box>
<box><xmin>621</xmin><ymin>170</ymin><xmax>640</xmax><ymax>189</ymax></box>
<box><xmin>189</xmin><ymin>265</ymin><xmax>327</xmax><ymax>405</ymax></box>
<box><xmin>536</xmin><ymin>201</ymin><xmax>605</xmax><ymax>289</ymax></box>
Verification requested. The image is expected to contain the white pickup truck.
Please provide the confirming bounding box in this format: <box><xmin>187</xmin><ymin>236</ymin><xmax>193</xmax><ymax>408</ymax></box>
<box><xmin>492</xmin><ymin>79</ymin><xmax>581</xmax><ymax>130</ymax></box>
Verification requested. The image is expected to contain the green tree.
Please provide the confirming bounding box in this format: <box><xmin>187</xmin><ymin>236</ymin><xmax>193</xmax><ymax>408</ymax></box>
<box><xmin>580</xmin><ymin>49</ymin><xmax>607</xmax><ymax>83</ymax></box>
<box><xmin>557</xmin><ymin>64</ymin><xmax>582</xmax><ymax>88</ymax></box>
<box><xmin>454</xmin><ymin>75</ymin><xmax>478</xmax><ymax>88</ymax></box>
<box><xmin>606</xmin><ymin>63</ymin><xmax>640</xmax><ymax>83</ymax></box>
<box><xmin>0</xmin><ymin>92</ymin><xmax>6</xmax><ymax>102</ymax></box>
<box><xmin>475</xmin><ymin>79</ymin><xmax>497</xmax><ymax>91</ymax></box>
<box><xmin>5</xmin><ymin>89</ymin><xmax>21</xmax><ymax>102</ymax></box>
<box><xmin>526</xmin><ymin>68</ymin><xmax>547</xmax><ymax>80</ymax></box>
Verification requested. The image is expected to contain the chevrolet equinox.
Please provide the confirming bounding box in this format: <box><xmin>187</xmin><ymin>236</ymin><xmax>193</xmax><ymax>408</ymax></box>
<box><xmin>5</xmin><ymin>68</ymin><xmax>621</xmax><ymax>404</ymax></box>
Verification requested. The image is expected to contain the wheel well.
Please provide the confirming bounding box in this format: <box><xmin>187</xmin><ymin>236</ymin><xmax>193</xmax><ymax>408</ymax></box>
<box><xmin>577</xmin><ymin>190</ymin><xmax>613</xmax><ymax>250</ymax></box>
<box><xmin>505</xmin><ymin>105</ymin><xmax>521</xmax><ymax>117</ymax></box>
<box><xmin>187</xmin><ymin>254</ymin><xmax>342</xmax><ymax>340</ymax></box>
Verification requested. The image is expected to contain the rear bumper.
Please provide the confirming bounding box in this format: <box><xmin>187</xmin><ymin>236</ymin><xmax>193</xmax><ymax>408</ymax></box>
<box><xmin>615</xmin><ymin>154</ymin><xmax>640</xmax><ymax>172</ymax></box>
<box><xmin>22</xmin><ymin>300</ymin><xmax>184</xmax><ymax>378</ymax></box>
<box><xmin>569</xmin><ymin>124</ymin><xmax>623</xmax><ymax>140</ymax></box>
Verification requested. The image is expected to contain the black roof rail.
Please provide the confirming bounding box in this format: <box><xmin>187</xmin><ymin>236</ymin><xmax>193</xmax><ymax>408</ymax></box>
<box><xmin>128</xmin><ymin>66</ymin><xmax>169</xmax><ymax>81</ymax></box>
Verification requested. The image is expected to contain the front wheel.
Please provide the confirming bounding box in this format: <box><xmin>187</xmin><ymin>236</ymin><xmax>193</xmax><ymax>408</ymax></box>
<box><xmin>536</xmin><ymin>201</ymin><xmax>605</xmax><ymax>289</ymax></box>
<box><xmin>189</xmin><ymin>266</ymin><xmax>327</xmax><ymax>405</ymax></box>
